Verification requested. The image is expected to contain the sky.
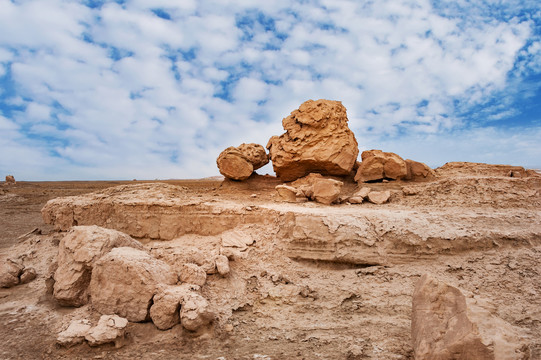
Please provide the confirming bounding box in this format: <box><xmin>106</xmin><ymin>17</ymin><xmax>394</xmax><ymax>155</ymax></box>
<box><xmin>0</xmin><ymin>0</ymin><xmax>540</xmax><ymax>180</ymax></box>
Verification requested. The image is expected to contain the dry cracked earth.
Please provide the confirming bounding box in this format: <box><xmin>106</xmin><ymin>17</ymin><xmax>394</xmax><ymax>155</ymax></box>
<box><xmin>1</xmin><ymin>163</ymin><xmax>541</xmax><ymax>360</ymax></box>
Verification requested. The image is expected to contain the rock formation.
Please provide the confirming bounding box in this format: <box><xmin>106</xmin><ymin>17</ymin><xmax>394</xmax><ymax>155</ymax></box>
<box><xmin>53</xmin><ymin>226</ymin><xmax>143</xmax><ymax>306</ymax></box>
<box><xmin>405</xmin><ymin>159</ymin><xmax>435</xmax><ymax>181</ymax></box>
<box><xmin>180</xmin><ymin>292</ymin><xmax>214</xmax><ymax>331</ymax></box>
<box><xmin>216</xmin><ymin>143</ymin><xmax>269</xmax><ymax>181</ymax></box>
<box><xmin>85</xmin><ymin>315</ymin><xmax>128</xmax><ymax>347</ymax></box>
<box><xmin>0</xmin><ymin>259</ymin><xmax>36</xmax><ymax>288</ymax></box>
<box><xmin>89</xmin><ymin>247</ymin><xmax>177</xmax><ymax>322</ymax></box>
<box><xmin>149</xmin><ymin>285</ymin><xmax>190</xmax><ymax>330</ymax></box>
<box><xmin>412</xmin><ymin>274</ymin><xmax>526</xmax><ymax>360</ymax></box>
<box><xmin>0</xmin><ymin>259</ymin><xmax>24</xmax><ymax>288</ymax></box>
<box><xmin>355</xmin><ymin>150</ymin><xmax>407</xmax><ymax>182</ymax></box>
<box><xmin>57</xmin><ymin>319</ymin><xmax>93</xmax><ymax>347</ymax></box>
<box><xmin>179</xmin><ymin>263</ymin><xmax>207</xmax><ymax>286</ymax></box>
<box><xmin>267</xmin><ymin>99</ymin><xmax>359</xmax><ymax>181</ymax></box>
<box><xmin>57</xmin><ymin>315</ymin><xmax>128</xmax><ymax>348</ymax></box>
<box><xmin>274</xmin><ymin>173</ymin><xmax>344</xmax><ymax>205</ymax></box>
<box><xmin>5</xmin><ymin>175</ymin><xmax>15</xmax><ymax>185</ymax></box>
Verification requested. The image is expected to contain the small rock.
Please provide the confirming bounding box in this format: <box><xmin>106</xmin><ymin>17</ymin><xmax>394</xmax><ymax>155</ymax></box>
<box><xmin>348</xmin><ymin>196</ymin><xmax>364</xmax><ymax>204</ymax></box>
<box><xmin>179</xmin><ymin>263</ymin><xmax>207</xmax><ymax>286</ymax></box>
<box><xmin>215</xmin><ymin>255</ymin><xmax>230</xmax><ymax>276</ymax></box>
<box><xmin>150</xmin><ymin>284</ymin><xmax>193</xmax><ymax>330</ymax></box>
<box><xmin>366</xmin><ymin>190</ymin><xmax>391</xmax><ymax>204</ymax></box>
<box><xmin>354</xmin><ymin>187</ymin><xmax>371</xmax><ymax>198</ymax></box>
<box><xmin>402</xmin><ymin>186</ymin><xmax>418</xmax><ymax>196</ymax></box>
<box><xmin>275</xmin><ymin>185</ymin><xmax>297</xmax><ymax>202</ymax></box>
<box><xmin>57</xmin><ymin>319</ymin><xmax>92</xmax><ymax>347</ymax></box>
<box><xmin>5</xmin><ymin>175</ymin><xmax>16</xmax><ymax>185</ymax></box>
<box><xmin>312</xmin><ymin>179</ymin><xmax>343</xmax><ymax>205</ymax></box>
<box><xmin>180</xmin><ymin>293</ymin><xmax>214</xmax><ymax>331</ymax></box>
<box><xmin>19</xmin><ymin>267</ymin><xmax>37</xmax><ymax>284</ymax></box>
<box><xmin>85</xmin><ymin>315</ymin><xmax>128</xmax><ymax>348</ymax></box>
<box><xmin>0</xmin><ymin>259</ymin><xmax>24</xmax><ymax>288</ymax></box>
<box><xmin>224</xmin><ymin>323</ymin><xmax>234</xmax><ymax>332</ymax></box>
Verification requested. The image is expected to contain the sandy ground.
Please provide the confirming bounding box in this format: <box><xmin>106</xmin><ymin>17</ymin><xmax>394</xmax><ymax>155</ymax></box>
<box><xmin>1</xmin><ymin>171</ymin><xmax>540</xmax><ymax>359</ymax></box>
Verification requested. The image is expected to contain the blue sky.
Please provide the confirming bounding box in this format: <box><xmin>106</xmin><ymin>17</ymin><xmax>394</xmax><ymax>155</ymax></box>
<box><xmin>0</xmin><ymin>0</ymin><xmax>540</xmax><ymax>180</ymax></box>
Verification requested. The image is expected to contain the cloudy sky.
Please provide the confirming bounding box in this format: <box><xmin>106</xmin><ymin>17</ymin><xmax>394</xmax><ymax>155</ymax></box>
<box><xmin>1</xmin><ymin>0</ymin><xmax>540</xmax><ymax>180</ymax></box>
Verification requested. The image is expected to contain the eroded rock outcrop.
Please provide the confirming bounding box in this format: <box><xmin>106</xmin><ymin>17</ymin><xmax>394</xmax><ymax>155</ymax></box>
<box><xmin>217</xmin><ymin>143</ymin><xmax>269</xmax><ymax>181</ymax></box>
<box><xmin>54</xmin><ymin>226</ymin><xmax>143</xmax><ymax>307</ymax></box>
<box><xmin>267</xmin><ymin>99</ymin><xmax>359</xmax><ymax>181</ymax></box>
<box><xmin>412</xmin><ymin>274</ymin><xmax>526</xmax><ymax>360</ymax></box>
<box><xmin>89</xmin><ymin>247</ymin><xmax>177</xmax><ymax>322</ymax></box>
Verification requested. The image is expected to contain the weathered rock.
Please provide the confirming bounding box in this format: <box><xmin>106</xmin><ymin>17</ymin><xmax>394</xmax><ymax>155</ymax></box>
<box><xmin>412</xmin><ymin>274</ymin><xmax>526</xmax><ymax>360</ymax></box>
<box><xmin>366</xmin><ymin>190</ymin><xmax>391</xmax><ymax>205</ymax></box>
<box><xmin>0</xmin><ymin>259</ymin><xmax>23</xmax><ymax>288</ymax></box>
<box><xmin>348</xmin><ymin>196</ymin><xmax>364</xmax><ymax>204</ymax></box>
<box><xmin>405</xmin><ymin>159</ymin><xmax>435</xmax><ymax>181</ymax></box>
<box><xmin>5</xmin><ymin>175</ymin><xmax>15</xmax><ymax>185</ymax></box>
<box><xmin>19</xmin><ymin>267</ymin><xmax>37</xmax><ymax>284</ymax></box>
<box><xmin>85</xmin><ymin>314</ymin><xmax>128</xmax><ymax>348</ymax></box>
<box><xmin>217</xmin><ymin>143</ymin><xmax>269</xmax><ymax>181</ymax></box>
<box><xmin>214</xmin><ymin>255</ymin><xmax>230</xmax><ymax>276</ymax></box>
<box><xmin>89</xmin><ymin>247</ymin><xmax>177</xmax><ymax>322</ymax></box>
<box><xmin>221</xmin><ymin>229</ymin><xmax>254</xmax><ymax>250</ymax></box>
<box><xmin>57</xmin><ymin>319</ymin><xmax>92</xmax><ymax>347</ymax></box>
<box><xmin>267</xmin><ymin>99</ymin><xmax>359</xmax><ymax>181</ymax></box>
<box><xmin>355</xmin><ymin>150</ymin><xmax>407</xmax><ymax>183</ymax></box>
<box><xmin>180</xmin><ymin>292</ymin><xmax>214</xmax><ymax>331</ymax></box>
<box><xmin>312</xmin><ymin>179</ymin><xmax>343</xmax><ymax>205</ymax></box>
<box><xmin>54</xmin><ymin>226</ymin><xmax>143</xmax><ymax>307</ymax></box>
<box><xmin>150</xmin><ymin>284</ymin><xmax>194</xmax><ymax>330</ymax></box>
<box><xmin>275</xmin><ymin>185</ymin><xmax>297</xmax><ymax>202</ymax></box>
<box><xmin>179</xmin><ymin>263</ymin><xmax>206</xmax><ymax>286</ymax></box>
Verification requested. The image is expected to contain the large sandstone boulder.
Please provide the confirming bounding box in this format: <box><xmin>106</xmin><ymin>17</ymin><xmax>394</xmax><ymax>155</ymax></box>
<box><xmin>412</xmin><ymin>274</ymin><xmax>526</xmax><ymax>360</ymax></box>
<box><xmin>89</xmin><ymin>247</ymin><xmax>177</xmax><ymax>322</ymax></box>
<box><xmin>5</xmin><ymin>175</ymin><xmax>15</xmax><ymax>185</ymax></box>
<box><xmin>267</xmin><ymin>99</ymin><xmax>359</xmax><ymax>181</ymax></box>
<box><xmin>216</xmin><ymin>143</ymin><xmax>269</xmax><ymax>181</ymax></box>
<box><xmin>355</xmin><ymin>150</ymin><xmax>407</xmax><ymax>183</ymax></box>
<box><xmin>54</xmin><ymin>226</ymin><xmax>143</xmax><ymax>307</ymax></box>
